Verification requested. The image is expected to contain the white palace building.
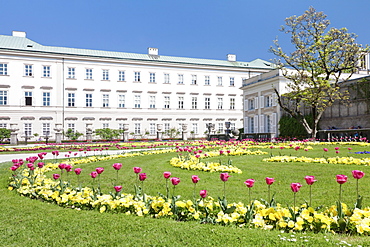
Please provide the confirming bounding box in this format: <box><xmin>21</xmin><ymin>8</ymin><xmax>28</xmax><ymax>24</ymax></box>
<box><xmin>0</xmin><ymin>31</ymin><xmax>274</xmax><ymax>141</ymax></box>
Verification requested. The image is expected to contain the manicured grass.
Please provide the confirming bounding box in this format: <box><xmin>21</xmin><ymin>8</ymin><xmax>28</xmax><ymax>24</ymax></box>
<box><xmin>1</xmin><ymin>142</ymin><xmax>370</xmax><ymax>246</ymax></box>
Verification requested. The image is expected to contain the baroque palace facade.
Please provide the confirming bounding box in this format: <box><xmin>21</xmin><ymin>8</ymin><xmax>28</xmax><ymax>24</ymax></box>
<box><xmin>0</xmin><ymin>31</ymin><xmax>273</xmax><ymax>141</ymax></box>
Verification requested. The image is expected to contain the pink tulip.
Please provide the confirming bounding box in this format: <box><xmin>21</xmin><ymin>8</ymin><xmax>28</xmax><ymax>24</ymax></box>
<box><xmin>139</xmin><ymin>173</ymin><xmax>147</xmax><ymax>181</ymax></box>
<box><xmin>294</xmin><ymin>146</ymin><xmax>300</xmax><ymax>151</ymax></box>
<box><xmin>323</xmin><ymin>148</ymin><xmax>328</xmax><ymax>152</ymax></box>
<box><xmin>37</xmin><ymin>162</ymin><xmax>44</xmax><ymax>168</ymax></box>
<box><xmin>10</xmin><ymin>166</ymin><xmax>18</xmax><ymax>171</ymax></box>
<box><xmin>170</xmin><ymin>177</ymin><xmax>180</xmax><ymax>186</ymax></box>
<box><xmin>27</xmin><ymin>163</ymin><xmax>34</xmax><ymax>169</ymax></box>
<box><xmin>65</xmin><ymin>164</ymin><xmax>73</xmax><ymax>172</ymax></box>
<box><xmin>348</xmin><ymin>148</ymin><xmax>352</xmax><ymax>151</ymax></box>
<box><xmin>304</xmin><ymin>176</ymin><xmax>317</xmax><ymax>185</ymax></box>
<box><xmin>114</xmin><ymin>186</ymin><xmax>122</xmax><ymax>192</ymax></box>
<box><xmin>90</xmin><ymin>171</ymin><xmax>98</xmax><ymax>178</ymax></box>
<box><xmin>352</xmin><ymin>170</ymin><xmax>365</xmax><ymax>179</ymax></box>
<box><xmin>290</xmin><ymin>183</ymin><xmax>302</xmax><ymax>193</ymax></box>
<box><xmin>112</xmin><ymin>163</ymin><xmax>122</xmax><ymax>170</ymax></box>
<box><xmin>191</xmin><ymin>175</ymin><xmax>200</xmax><ymax>184</ymax></box>
<box><xmin>133</xmin><ymin>167</ymin><xmax>142</xmax><ymax>174</ymax></box>
<box><xmin>74</xmin><ymin>168</ymin><xmax>82</xmax><ymax>175</ymax></box>
<box><xmin>163</xmin><ymin>171</ymin><xmax>171</xmax><ymax>179</ymax></box>
<box><xmin>200</xmin><ymin>190</ymin><xmax>207</xmax><ymax>198</ymax></box>
<box><xmin>58</xmin><ymin>163</ymin><xmax>66</xmax><ymax>170</ymax></box>
<box><xmin>336</xmin><ymin>174</ymin><xmax>348</xmax><ymax>184</ymax></box>
<box><xmin>96</xmin><ymin>167</ymin><xmax>104</xmax><ymax>174</ymax></box>
<box><xmin>335</xmin><ymin>147</ymin><xmax>340</xmax><ymax>150</ymax></box>
<box><xmin>219</xmin><ymin>150</ymin><xmax>224</xmax><ymax>155</ymax></box>
<box><xmin>265</xmin><ymin>177</ymin><xmax>275</xmax><ymax>185</ymax></box>
<box><xmin>220</xmin><ymin>173</ymin><xmax>230</xmax><ymax>182</ymax></box>
<box><xmin>244</xmin><ymin>179</ymin><xmax>255</xmax><ymax>188</ymax></box>
<box><xmin>53</xmin><ymin>174</ymin><xmax>60</xmax><ymax>180</ymax></box>
<box><xmin>335</xmin><ymin>150</ymin><xmax>339</xmax><ymax>154</ymax></box>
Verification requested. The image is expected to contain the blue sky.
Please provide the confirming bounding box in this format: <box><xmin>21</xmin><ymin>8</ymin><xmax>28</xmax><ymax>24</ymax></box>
<box><xmin>0</xmin><ymin>0</ymin><xmax>369</xmax><ymax>63</ymax></box>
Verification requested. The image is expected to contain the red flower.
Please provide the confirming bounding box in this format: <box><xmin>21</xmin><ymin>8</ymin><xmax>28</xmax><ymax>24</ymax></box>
<box><xmin>352</xmin><ymin>170</ymin><xmax>365</xmax><ymax>179</ymax></box>
<box><xmin>170</xmin><ymin>177</ymin><xmax>180</xmax><ymax>185</ymax></box>
<box><xmin>114</xmin><ymin>186</ymin><xmax>122</xmax><ymax>192</ymax></box>
<box><xmin>336</xmin><ymin>174</ymin><xmax>348</xmax><ymax>184</ymax></box>
<box><xmin>133</xmin><ymin>167</ymin><xmax>142</xmax><ymax>174</ymax></box>
<box><xmin>191</xmin><ymin>175</ymin><xmax>200</xmax><ymax>184</ymax></box>
<box><xmin>96</xmin><ymin>167</ymin><xmax>104</xmax><ymax>174</ymax></box>
<box><xmin>112</xmin><ymin>163</ymin><xmax>122</xmax><ymax>170</ymax></box>
<box><xmin>53</xmin><ymin>174</ymin><xmax>60</xmax><ymax>180</ymax></box>
<box><xmin>163</xmin><ymin>171</ymin><xmax>171</xmax><ymax>179</ymax></box>
<box><xmin>244</xmin><ymin>179</ymin><xmax>255</xmax><ymax>188</ymax></box>
<box><xmin>139</xmin><ymin>173</ymin><xmax>147</xmax><ymax>181</ymax></box>
<box><xmin>199</xmin><ymin>190</ymin><xmax>207</xmax><ymax>198</ymax></box>
<box><xmin>220</xmin><ymin>173</ymin><xmax>230</xmax><ymax>182</ymax></box>
<box><xmin>290</xmin><ymin>183</ymin><xmax>302</xmax><ymax>193</ymax></box>
<box><xmin>58</xmin><ymin>163</ymin><xmax>66</xmax><ymax>170</ymax></box>
<box><xmin>37</xmin><ymin>162</ymin><xmax>44</xmax><ymax>168</ymax></box>
<box><xmin>304</xmin><ymin>176</ymin><xmax>316</xmax><ymax>185</ymax></box>
<box><xmin>74</xmin><ymin>168</ymin><xmax>82</xmax><ymax>175</ymax></box>
<box><xmin>90</xmin><ymin>171</ymin><xmax>98</xmax><ymax>178</ymax></box>
<box><xmin>265</xmin><ymin>177</ymin><xmax>275</xmax><ymax>185</ymax></box>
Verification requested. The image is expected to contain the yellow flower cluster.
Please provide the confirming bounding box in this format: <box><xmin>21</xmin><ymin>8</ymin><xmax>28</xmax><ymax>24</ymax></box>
<box><xmin>263</xmin><ymin>155</ymin><xmax>370</xmax><ymax>166</ymax></box>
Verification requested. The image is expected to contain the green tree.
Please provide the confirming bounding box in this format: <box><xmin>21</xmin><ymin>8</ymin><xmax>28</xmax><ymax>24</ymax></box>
<box><xmin>63</xmin><ymin>128</ymin><xmax>84</xmax><ymax>141</ymax></box>
<box><xmin>0</xmin><ymin>128</ymin><xmax>11</xmax><ymax>142</ymax></box>
<box><xmin>164</xmin><ymin>128</ymin><xmax>180</xmax><ymax>139</ymax></box>
<box><xmin>94</xmin><ymin>128</ymin><xmax>123</xmax><ymax>141</ymax></box>
<box><xmin>270</xmin><ymin>7</ymin><xmax>368</xmax><ymax>138</ymax></box>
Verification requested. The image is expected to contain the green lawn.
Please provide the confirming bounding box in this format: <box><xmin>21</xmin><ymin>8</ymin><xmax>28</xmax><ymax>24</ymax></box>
<box><xmin>1</xmin><ymin>142</ymin><xmax>370</xmax><ymax>246</ymax></box>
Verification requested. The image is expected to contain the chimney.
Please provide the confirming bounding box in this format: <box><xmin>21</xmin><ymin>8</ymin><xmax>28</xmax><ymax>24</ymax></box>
<box><xmin>12</xmin><ymin>31</ymin><xmax>26</xmax><ymax>38</ymax></box>
<box><xmin>148</xmin><ymin>47</ymin><xmax>158</xmax><ymax>56</ymax></box>
<box><xmin>227</xmin><ymin>54</ymin><xmax>236</xmax><ymax>62</ymax></box>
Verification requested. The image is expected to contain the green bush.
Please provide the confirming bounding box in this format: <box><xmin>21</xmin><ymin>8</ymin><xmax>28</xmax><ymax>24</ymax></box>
<box><xmin>278</xmin><ymin>115</ymin><xmax>313</xmax><ymax>139</ymax></box>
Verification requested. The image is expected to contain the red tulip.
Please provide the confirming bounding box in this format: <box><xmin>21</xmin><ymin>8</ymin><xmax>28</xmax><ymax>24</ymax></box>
<box><xmin>27</xmin><ymin>163</ymin><xmax>34</xmax><ymax>169</ymax></box>
<box><xmin>74</xmin><ymin>168</ymin><xmax>82</xmax><ymax>175</ymax></box>
<box><xmin>10</xmin><ymin>166</ymin><xmax>18</xmax><ymax>171</ymax></box>
<box><xmin>96</xmin><ymin>167</ymin><xmax>104</xmax><ymax>174</ymax></box>
<box><xmin>112</xmin><ymin>163</ymin><xmax>122</xmax><ymax>170</ymax></box>
<box><xmin>133</xmin><ymin>167</ymin><xmax>142</xmax><ymax>174</ymax></box>
<box><xmin>335</xmin><ymin>147</ymin><xmax>340</xmax><ymax>150</ymax></box>
<box><xmin>163</xmin><ymin>171</ymin><xmax>171</xmax><ymax>179</ymax></box>
<box><xmin>65</xmin><ymin>164</ymin><xmax>73</xmax><ymax>172</ymax></box>
<box><xmin>200</xmin><ymin>190</ymin><xmax>207</xmax><ymax>198</ymax></box>
<box><xmin>170</xmin><ymin>177</ymin><xmax>180</xmax><ymax>186</ymax></box>
<box><xmin>139</xmin><ymin>173</ymin><xmax>147</xmax><ymax>181</ymax></box>
<box><xmin>304</xmin><ymin>176</ymin><xmax>317</xmax><ymax>185</ymax></box>
<box><xmin>265</xmin><ymin>177</ymin><xmax>275</xmax><ymax>185</ymax></box>
<box><xmin>352</xmin><ymin>170</ymin><xmax>365</xmax><ymax>179</ymax></box>
<box><xmin>290</xmin><ymin>183</ymin><xmax>302</xmax><ymax>193</ymax></box>
<box><xmin>58</xmin><ymin>163</ymin><xmax>66</xmax><ymax>170</ymax></box>
<box><xmin>90</xmin><ymin>171</ymin><xmax>98</xmax><ymax>178</ymax></box>
<box><xmin>220</xmin><ymin>173</ymin><xmax>230</xmax><ymax>182</ymax></box>
<box><xmin>53</xmin><ymin>174</ymin><xmax>60</xmax><ymax>180</ymax></box>
<box><xmin>244</xmin><ymin>179</ymin><xmax>255</xmax><ymax>188</ymax></box>
<box><xmin>37</xmin><ymin>162</ymin><xmax>44</xmax><ymax>168</ymax></box>
<box><xmin>191</xmin><ymin>175</ymin><xmax>200</xmax><ymax>184</ymax></box>
<box><xmin>323</xmin><ymin>148</ymin><xmax>328</xmax><ymax>152</ymax></box>
<box><xmin>336</xmin><ymin>174</ymin><xmax>348</xmax><ymax>184</ymax></box>
<box><xmin>114</xmin><ymin>185</ymin><xmax>122</xmax><ymax>192</ymax></box>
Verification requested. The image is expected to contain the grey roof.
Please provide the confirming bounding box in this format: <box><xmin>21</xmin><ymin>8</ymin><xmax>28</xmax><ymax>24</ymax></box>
<box><xmin>0</xmin><ymin>34</ymin><xmax>274</xmax><ymax>69</ymax></box>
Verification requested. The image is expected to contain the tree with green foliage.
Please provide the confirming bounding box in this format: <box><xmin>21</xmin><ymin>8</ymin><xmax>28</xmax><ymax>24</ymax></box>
<box><xmin>63</xmin><ymin>128</ymin><xmax>84</xmax><ymax>141</ymax></box>
<box><xmin>165</xmin><ymin>128</ymin><xmax>180</xmax><ymax>139</ymax></box>
<box><xmin>94</xmin><ymin>128</ymin><xmax>123</xmax><ymax>141</ymax></box>
<box><xmin>270</xmin><ymin>7</ymin><xmax>368</xmax><ymax>139</ymax></box>
<box><xmin>0</xmin><ymin>128</ymin><xmax>11</xmax><ymax>142</ymax></box>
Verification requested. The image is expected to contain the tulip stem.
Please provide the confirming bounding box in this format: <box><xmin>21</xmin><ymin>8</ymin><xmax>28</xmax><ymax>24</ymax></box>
<box><xmin>268</xmin><ymin>185</ymin><xmax>271</xmax><ymax>204</ymax></box>
<box><xmin>165</xmin><ymin>179</ymin><xmax>169</xmax><ymax>199</ymax></box>
<box><xmin>223</xmin><ymin>181</ymin><xmax>226</xmax><ymax>199</ymax></box>
<box><xmin>356</xmin><ymin>179</ymin><xmax>359</xmax><ymax>199</ymax></box>
<box><xmin>309</xmin><ymin>185</ymin><xmax>312</xmax><ymax>207</ymax></box>
<box><xmin>339</xmin><ymin>184</ymin><xmax>342</xmax><ymax>202</ymax></box>
<box><xmin>193</xmin><ymin>183</ymin><xmax>196</xmax><ymax>203</ymax></box>
<box><xmin>248</xmin><ymin>187</ymin><xmax>251</xmax><ymax>204</ymax></box>
<box><xmin>293</xmin><ymin>192</ymin><xmax>296</xmax><ymax>214</ymax></box>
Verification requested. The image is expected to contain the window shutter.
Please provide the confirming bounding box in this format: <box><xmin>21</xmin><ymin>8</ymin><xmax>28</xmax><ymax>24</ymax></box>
<box><xmin>260</xmin><ymin>96</ymin><xmax>264</xmax><ymax>109</ymax></box>
<box><xmin>259</xmin><ymin>115</ymin><xmax>264</xmax><ymax>133</ymax></box>
<box><xmin>272</xmin><ymin>113</ymin><xmax>277</xmax><ymax>134</ymax></box>
<box><xmin>272</xmin><ymin>94</ymin><xmax>277</xmax><ymax>106</ymax></box>
<box><xmin>244</xmin><ymin>117</ymin><xmax>248</xmax><ymax>133</ymax></box>
<box><xmin>254</xmin><ymin>97</ymin><xmax>258</xmax><ymax>109</ymax></box>
<box><xmin>254</xmin><ymin>115</ymin><xmax>259</xmax><ymax>133</ymax></box>
<box><xmin>244</xmin><ymin>99</ymin><xmax>248</xmax><ymax>111</ymax></box>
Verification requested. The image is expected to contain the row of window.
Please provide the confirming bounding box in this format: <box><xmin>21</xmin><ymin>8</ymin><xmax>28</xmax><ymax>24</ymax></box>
<box><xmin>1</xmin><ymin>122</ymin><xmax>236</xmax><ymax>137</ymax></box>
<box><xmin>0</xmin><ymin>90</ymin><xmax>236</xmax><ymax>109</ymax></box>
<box><xmin>244</xmin><ymin>95</ymin><xmax>276</xmax><ymax>111</ymax></box>
<box><xmin>0</xmin><ymin>63</ymin><xmax>236</xmax><ymax>86</ymax></box>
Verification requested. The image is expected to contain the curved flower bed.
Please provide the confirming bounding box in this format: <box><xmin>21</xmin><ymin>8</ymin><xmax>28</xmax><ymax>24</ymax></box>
<box><xmin>263</xmin><ymin>156</ymin><xmax>370</xmax><ymax>166</ymax></box>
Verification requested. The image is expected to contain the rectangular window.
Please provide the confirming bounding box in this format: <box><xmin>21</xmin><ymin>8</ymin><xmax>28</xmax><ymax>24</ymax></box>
<box><xmin>164</xmin><ymin>73</ymin><xmax>170</xmax><ymax>84</ymax></box>
<box><xmin>230</xmin><ymin>77</ymin><xmax>235</xmax><ymax>86</ymax></box>
<box><xmin>265</xmin><ymin>115</ymin><xmax>271</xmax><ymax>132</ymax></box>
<box><xmin>191</xmin><ymin>75</ymin><xmax>197</xmax><ymax>85</ymax></box>
<box><xmin>178</xmin><ymin>96</ymin><xmax>184</xmax><ymax>109</ymax></box>
<box><xmin>68</xmin><ymin>93</ymin><xmax>75</xmax><ymax>107</ymax></box>
<box><xmin>230</xmin><ymin>123</ymin><xmax>236</xmax><ymax>130</ymax></box>
<box><xmin>217</xmin><ymin>97</ymin><xmax>223</xmax><ymax>109</ymax></box>
<box><xmin>178</xmin><ymin>74</ymin><xmax>184</xmax><ymax>84</ymax></box>
<box><xmin>0</xmin><ymin>91</ymin><xmax>8</xmax><ymax>105</ymax></box>
<box><xmin>164</xmin><ymin>96</ymin><xmax>170</xmax><ymax>109</ymax></box>
<box><xmin>265</xmin><ymin>95</ymin><xmax>272</xmax><ymax>107</ymax></box>
<box><xmin>178</xmin><ymin>123</ymin><xmax>183</xmax><ymax>132</ymax></box>
<box><xmin>102</xmin><ymin>123</ymin><xmax>109</xmax><ymax>129</ymax></box>
<box><xmin>150</xmin><ymin>72</ymin><xmax>156</xmax><ymax>83</ymax></box>
<box><xmin>218</xmin><ymin>123</ymin><xmax>223</xmax><ymax>133</ymax></box>
<box><xmin>204</xmin><ymin>75</ymin><xmax>210</xmax><ymax>85</ymax></box>
<box><xmin>205</xmin><ymin>97</ymin><xmax>210</xmax><ymax>109</ymax></box>
<box><xmin>149</xmin><ymin>95</ymin><xmax>156</xmax><ymax>108</ymax></box>
<box><xmin>42</xmin><ymin>123</ymin><xmax>50</xmax><ymax>136</ymax></box>
<box><xmin>248</xmin><ymin>99</ymin><xmax>254</xmax><ymax>110</ymax></box>
<box><xmin>217</xmin><ymin>76</ymin><xmax>223</xmax><ymax>86</ymax></box>
<box><xmin>149</xmin><ymin>123</ymin><xmax>156</xmax><ymax>135</ymax></box>
<box><xmin>0</xmin><ymin>64</ymin><xmax>7</xmax><ymax>75</ymax></box>
<box><xmin>67</xmin><ymin>123</ymin><xmax>75</xmax><ymax>132</ymax></box>
<box><xmin>119</xmin><ymin>71</ymin><xmax>125</xmax><ymax>81</ymax></box>
<box><xmin>230</xmin><ymin>98</ymin><xmax>235</xmax><ymax>110</ymax></box>
<box><xmin>134</xmin><ymin>123</ymin><xmax>141</xmax><ymax>134</ymax></box>
<box><xmin>102</xmin><ymin>94</ymin><xmax>109</xmax><ymax>107</ymax></box>
<box><xmin>164</xmin><ymin>123</ymin><xmax>170</xmax><ymax>132</ymax></box>
<box><xmin>43</xmin><ymin>92</ymin><xmax>50</xmax><ymax>106</ymax></box>
<box><xmin>86</xmin><ymin>94</ymin><xmax>92</xmax><ymax>107</ymax></box>
<box><xmin>43</xmin><ymin>66</ymin><xmax>51</xmax><ymax>77</ymax></box>
<box><xmin>68</xmin><ymin>68</ymin><xmax>75</xmax><ymax>79</ymax></box>
<box><xmin>135</xmin><ymin>72</ymin><xmax>141</xmax><ymax>82</ymax></box>
<box><xmin>118</xmin><ymin>94</ymin><xmax>125</xmax><ymax>108</ymax></box>
<box><xmin>24</xmin><ymin>123</ymin><xmax>32</xmax><ymax>136</ymax></box>
<box><xmin>249</xmin><ymin>117</ymin><xmax>254</xmax><ymax>133</ymax></box>
<box><xmin>25</xmin><ymin>64</ymin><xmax>33</xmax><ymax>76</ymax></box>
<box><xmin>0</xmin><ymin>123</ymin><xmax>7</xmax><ymax>128</ymax></box>
<box><xmin>25</xmin><ymin>91</ymin><xmax>32</xmax><ymax>106</ymax></box>
<box><xmin>102</xmin><ymin>70</ymin><xmax>109</xmax><ymax>80</ymax></box>
<box><xmin>86</xmin><ymin>69</ymin><xmax>93</xmax><ymax>79</ymax></box>
<box><xmin>192</xmin><ymin>123</ymin><xmax>198</xmax><ymax>134</ymax></box>
<box><xmin>192</xmin><ymin>97</ymin><xmax>197</xmax><ymax>109</ymax></box>
<box><xmin>134</xmin><ymin>95</ymin><xmax>141</xmax><ymax>108</ymax></box>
